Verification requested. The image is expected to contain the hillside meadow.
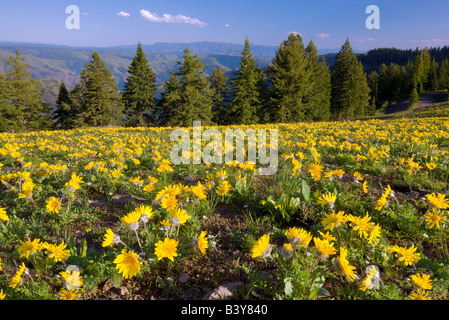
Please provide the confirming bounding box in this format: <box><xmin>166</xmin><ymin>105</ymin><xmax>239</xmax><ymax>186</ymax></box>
<box><xmin>0</xmin><ymin>105</ymin><xmax>449</xmax><ymax>300</ymax></box>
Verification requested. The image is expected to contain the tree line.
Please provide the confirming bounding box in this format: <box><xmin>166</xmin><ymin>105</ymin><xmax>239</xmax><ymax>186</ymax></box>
<box><xmin>1</xmin><ymin>35</ymin><xmax>448</xmax><ymax>132</ymax></box>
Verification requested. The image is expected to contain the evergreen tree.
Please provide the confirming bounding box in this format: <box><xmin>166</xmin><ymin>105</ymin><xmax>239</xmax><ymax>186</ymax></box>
<box><xmin>409</xmin><ymin>87</ymin><xmax>420</xmax><ymax>104</ymax></box>
<box><xmin>304</xmin><ymin>40</ymin><xmax>331</xmax><ymax>121</ymax></box>
<box><xmin>427</xmin><ymin>59</ymin><xmax>439</xmax><ymax>92</ymax></box>
<box><xmin>267</xmin><ymin>33</ymin><xmax>312</xmax><ymax>123</ymax></box>
<box><xmin>439</xmin><ymin>59</ymin><xmax>449</xmax><ymax>91</ymax></box>
<box><xmin>70</xmin><ymin>52</ymin><xmax>123</xmax><ymax>127</ymax></box>
<box><xmin>413</xmin><ymin>48</ymin><xmax>431</xmax><ymax>93</ymax></box>
<box><xmin>52</xmin><ymin>81</ymin><xmax>72</xmax><ymax>129</ymax></box>
<box><xmin>157</xmin><ymin>48</ymin><xmax>214</xmax><ymax>127</ymax></box>
<box><xmin>0</xmin><ymin>50</ymin><xmax>46</xmax><ymax>132</ymax></box>
<box><xmin>122</xmin><ymin>43</ymin><xmax>157</xmax><ymax>127</ymax></box>
<box><xmin>228</xmin><ymin>37</ymin><xmax>263</xmax><ymax>125</ymax></box>
<box><xmin>208</xmin><ymin>67</ymin><xmax>230</xmax><ymax>125</ymax></box>
<box><xmin>330</xmin><ymin>39</ymin><xmax>370</xmax><ymax>120</ymax></box>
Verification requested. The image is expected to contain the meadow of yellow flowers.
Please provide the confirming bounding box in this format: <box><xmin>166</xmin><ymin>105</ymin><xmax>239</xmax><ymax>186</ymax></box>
<box><xmin>0</xmin><ymin>107</ymin><xmax>449</xmax><ymax>300</ymax></box>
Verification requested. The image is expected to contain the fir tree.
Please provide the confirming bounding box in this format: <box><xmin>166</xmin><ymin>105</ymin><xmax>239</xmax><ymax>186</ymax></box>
<box><xmin>157</xmin><ymin>48</ymin><xmax>214</xmax><ymax>127</ymax></box>
<box><xmin>304</xmin><ymin>40</ymin><xmax>331</xmax><ymax>121</ymax></box>
<box><xmin>267</xmin><ymin>33</ymin><xmax>312</xmax><ymax>123</ymax></box>
<box><xmin>228</xmin><ymin>37</ymin><xmax>263</xmax><ymax>125</ymax></box>
<box><xmin>0</xmin><ymin>50</ymin><xmax>46</xmax><ymax>132</ymax></box>
<box><xmin>52</xmin><ymin>81</ymin><xmax>72</xmax><ymax>129</ymax></box>
<box><xmin>208</xmin><ymin>67</ymin><xmax>230</xmax><ymax>125</ymax></box>
<box><xmin>70</xmin><ymin>52</ymin><xmax>123</xmax><ymax>127</ymax></box>
<box><xmin>330</xmin><ymin>39</ymin><xmax>370</xmax><ymax>120</ymax></box>
<box><xmin>409</xmin><ymin>87</ymin><xmax>420</xmax><ymax>104</ymax></box>
<box><xmin>122</xmin><ymin>43</ymin><xmax>157</xmax><ymax>127</ymax></box>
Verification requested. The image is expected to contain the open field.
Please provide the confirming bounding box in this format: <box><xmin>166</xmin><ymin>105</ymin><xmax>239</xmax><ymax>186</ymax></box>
<box><xmin>1</xmin><ymin>105</ymin><xmax>449</xmax><ymax>300</ymax></box>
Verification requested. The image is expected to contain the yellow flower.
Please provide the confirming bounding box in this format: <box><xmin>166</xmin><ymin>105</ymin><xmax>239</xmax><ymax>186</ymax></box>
<box><xmin>161</xmin><ymin>196</ymin><xmax>178</xmax><ymax>211</ymax></box>
<box><xmin>348</xmin><ymin>214</ymin><xmax>375</xmax><ymax>239</ymax></box>
<box><xmin>65</xmin><ymin>172</ymin><xmax>83</xmax><ymax>192</ymax></box>
<box><xmin>120</xmin><ymin>210</ymin><xmax>142</xmax><ymax>230</ymax></box>
<box><xmin>18</xmin><ymin>238</ymin><xmax>43</xmax><ymax>258</ymax></box>
<box><xmin>425</xmin><ymin>193</ymin><xmax>449</xmax><ymax>210</ymax></box>
<box><xmin>0</xmin><ymin>290</ymin><xmax>5</xmax><ymax>300</ymax></box>
<box><xmin>389</xmin><ymin>244</ymin><xmax>421</xmax><ymax>266</ymax></box>
<box><xmin>359</xmin><ymin>267</ymin><xmax>377</xmax><ymax>292</ymax></box>
<box><xmin>285</xmin><ymin>227</ymin><xmax>312</xmax><ymax>247</ymax></box>
<box><xmin>60</xmin><ymin>270</ymin><xmax>83</xmax><ymax>289</ymax></box>
<box><xmin>313</xmin><ymin>237</ymin><xmax>337</xmax><ymax>257</ymax></box>
<box><xmin>250</xmin><ymin>234</ymin><xmax>272</xmax><ymax>259</ymax></box>
<box><xmin>0</xmin><ymin>207</ymin><xmax>9</xmax><ymax>221</ymax></box>
<box><xmin>154</xmin><ymin>238</ymin><xmax>179</xmax><ymax>261</ymax></box>
<box><xmin>408</xmin><ymin>289</ymin><xmax>431</xmax><ymax>300</ymax></box>
<box><xmin>216</xmin><ymin>180</ymin><xmax>231</xmax><ymax>196</ymax></box>
<box><xmin>9</xmin><ymin>263</ymin><xmax>27</xmax><ymax>288</ymax></box>
<box><xmin>196</xmin><ymin>231</ymin><xmax>208</xmax><ymax>255</ymax></box>
<box><xmin>362</xmin><ymin>180</ymin><xmax>368</xmax><ymax>193</ymax></box>
<box><xmin>337</xmin><ymin>247</ymin><xmax>357</xmax><ymax>282</ymax></box>
<box><xmin>425</xmin><ymin>162</ymin><xmax>436</xmax><ymax>170</ymax></box>
<box><xmin>308</xmin><ymin>162</ymin><xmax>323</xmax><ymax>180</ymax></box>
<box><xmin>317</xmin><ymin>192</ymin><xmax>337</xmax><ymax>209</ymax></box>
<box><xmin>374</xmin><ymin>195</ymin><xmax>388</xmax><ymax>211</ymax></box>
<box><xmin>44</xmin><ymin>242</ymin><xmax>71</xmax><ymax>263</ymax></box>
<box><xmin>322</xmin><ymin>211</ymin><xmax>347</xmax><ymax>230</ymax></box>
<box><xmin>168</xmin><ymin>207</ymin><xmax>191</xmax><ymax>225</ymax></box>
<box><xmin>46</xmin><ymin>197</ymin><xmax>62</xmax><ymax>214</ymax></box>
<box><xmin>410</xmin><ymin>273</ymin><xmax>432</xmax><ymax>290</ymax></box>
<box><xmin>367</xmin><ymin>224</ymin><xmax>382</xmax><ymax>244</ymax></box>
<box><xmin>424</xmin><ymin>208</ymin><xmax>445</xmax><ymax>229</ymax></box>
<box><xmin>114</xmin><ymin>249</ymin><xmax>142</xmax><ymax>278</ymax></box>
<box><xmin>318</xmin><ymin>230</ymin><xmax>337</xmax><ymax>242</ymax></box>
<box><xmin>190</xmin><ymin>182</ymin><xmax>207</xmax><ymax>200</ymax></box>
<box><xmin>143</xmin><ymin>184</ymin><xmax>155</xmax><ymax>192</ymax></box>
<box><xmin>291</xmin><ymin>158</ymin><xmax>302</xmax><ymax>175</ymax></box>
<box><xmin>102</xmin><ymin>228</ymin><xmax>120</xmax><ymax>247</ymax></box>
<box><xmin>353</xmin><ymin>171</ymin><xmax>364</xmax><ymax>182</ymax></box>
<box><xmin>59</xmin><ymin>288</ymin><xmax>82</xmax><ymax>300</ymax></box>
<box><xmin>18</xmin><ymin>180</ymin><xmax>34</xmax><ymax>199</ymax></box>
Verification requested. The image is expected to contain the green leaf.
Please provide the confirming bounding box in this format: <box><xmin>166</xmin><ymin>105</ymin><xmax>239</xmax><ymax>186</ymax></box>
<box><xmin>300</xmin><ymin>180</ymin><xmax>310</xmax><ymax>201</ymax></box>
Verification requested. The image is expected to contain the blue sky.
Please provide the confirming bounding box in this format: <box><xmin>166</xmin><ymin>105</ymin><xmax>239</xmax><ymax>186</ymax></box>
<box><xmin>0</xmin><ymin>0</ymin><xmax>448</xmax><ymax>51</ymax></box>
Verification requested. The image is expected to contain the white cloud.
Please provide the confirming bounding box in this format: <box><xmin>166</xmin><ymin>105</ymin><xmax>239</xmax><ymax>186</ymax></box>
<box><xmin>117</xmin><ymin>11</ymin><xmax>131</xmax><ymax>18</ymax></box>
<box><xmin>287</xmin><ymin>31</ymin><xmax>302</xmax><ymax>36</ymax></box>
<box><xmin>81</xmin><ymin>12</ymin><xmax>89</xmax><ymax>16</ymax></box>
<box><xmin>139</xmin><ymin>9</ymin><xmax>207</xmax><ymax>27</ymax></box>
<box><xmin>412</xmin><ymin>38</ymin><xmax>449</xmax><ymax>45</ymax></box>
<box><xmin>225</xmin><ymin>24</ymin><xmax>230</xmax><ymax>28</ymax></box>
<box><xmin>316</xmin><ymin>33</ymin><xmax>330</xmax><ymax>39</ymax></box>
<box><xmin>355</xmin><ymin>37</ymin><xmax>375</xmax><ymax>42</ymax></box>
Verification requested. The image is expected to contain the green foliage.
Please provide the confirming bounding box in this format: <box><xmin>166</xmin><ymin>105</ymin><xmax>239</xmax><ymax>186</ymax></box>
<box><xmin>69</xmin><ymin>51</ymin><xmax>124</xmax><ymax>127</ymax></box>
<box><xmin>331</xmin><ymin>39</ymin><xmax>371</xmax><ymax>120</ymax></box>
<box><xmin>0</xmin><ymin>50</ymin><xmax>48</xmax><ymax>132</ymax></box>
<box><xmin>228</xmin><ymin>37</ymin><xmax>263</xmax><ymax>125</ymax></box>
<box><xmin>122</xmin><ymin>43</ymin><xmax>157</xmax><ymax>127</ymax></box>
<box><xmin>157</xmin><ymin>48</ymin><xmax>214</xmax><ymax>127</ymax></box>
<box><xmin>52</xmin><ymin>81</ymin><xmax>72</xmax><ymax>129</ymax></box>
<box><xmin>209</xmin><ymin>67</ymin><xmax>230</xmax><ymax>125</ymax></box>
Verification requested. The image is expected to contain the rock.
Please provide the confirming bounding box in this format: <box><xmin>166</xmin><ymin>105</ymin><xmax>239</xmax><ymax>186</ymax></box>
<box><xmin>184</xmin><ymin>174</ymin><xmax>195</xmax><ymax>182</ymax></box>
<box><xmin>117</xmin><ymin>286</ymin><xmax>129</xmax><ymax>296</ymax></box>
<box><xmin>202</xmin><ymin>282</ymin><xmax>242</xmax><ymax>300</ymax></box>
<box><xmin>179</xmin><ymin>273</ymin><xmax>189</xmax><ymax>284</ymax></box>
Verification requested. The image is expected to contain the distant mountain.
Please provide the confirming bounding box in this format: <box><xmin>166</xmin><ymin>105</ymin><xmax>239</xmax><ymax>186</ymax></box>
<box><xmin>0</xmin><ymin>41</ymin><xmax>364</xmax><ymax>106</ymax></box>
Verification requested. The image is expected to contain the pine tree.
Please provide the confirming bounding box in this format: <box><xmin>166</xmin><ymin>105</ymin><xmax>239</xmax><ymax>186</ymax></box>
<box><xmin>208</xmin><ymin>67</ymin><xmax>230</xmax><ymax>125</ymax></box>
<box><xmin>0</xmin><ymin>50</ymin><xmax>46</xmax><ymax>132</ymax></box>
<box><xmin>157</xmin><ymin>48</ymin><xmax>214</xmax><ymax>127</ymax></box>
<box><xmin>267</xmin><ymin>33</ymin><xmax>312</xmax><ymax>123</ymax></box>
<box><xmin>52</xmin><ymin>81</ymin><xmax>72</xmax><ymax>129</ymax></box>
<box><xmin>304</xmin><ymin>40</ymin><xmax>331</xmax><ymax>121</ymax></box>
<box><xmin>228</xmin><ymin>37</ymin><xmax>263</xmax><ymax>125</ymax></box>
<box><xmin>439</xmin><ymin>59</ymin><xmax>449</xmax><ymax>91</ymax></box>
<box><xmin>122</xmin><ymin>43</ymin><xmax>157</xmax><ymax>127</ymax></box>
<box><xmin>330</xmin><ymin>39</ymin><xmax>370</xmax><ymax>120</ymax></box>
<box><xmin>413</xmin><ymin>49</ymin><xmax>431</xmax><ymax>93</ymax></box>
<box><xmin>70</xmin><ymin>52</ymin><xmax>123</xmax><ymax>127</ymax></box>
